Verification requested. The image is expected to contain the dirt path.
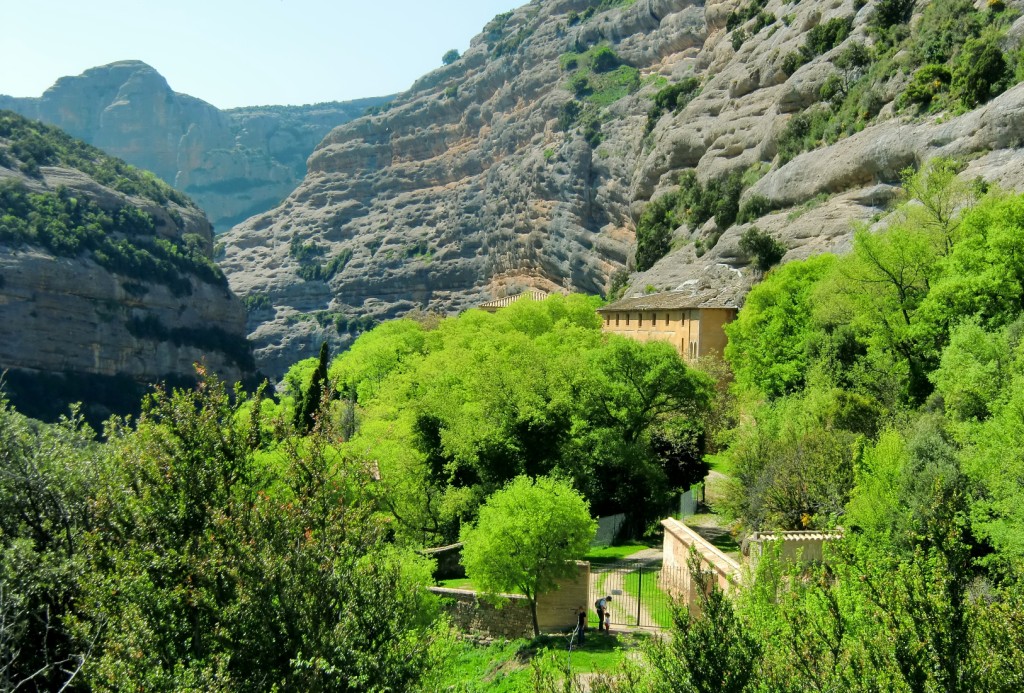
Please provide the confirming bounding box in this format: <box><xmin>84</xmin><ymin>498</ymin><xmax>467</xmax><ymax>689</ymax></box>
<box><xmin>588</xmin><ymin>548</ymin><xmax>663</xmax><ymax>630</ymax></box>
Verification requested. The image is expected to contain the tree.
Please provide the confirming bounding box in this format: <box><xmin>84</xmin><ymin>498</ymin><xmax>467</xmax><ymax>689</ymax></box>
<box><xmin>725</xmin><ymin>254</ymin><xmax>835</xmax><ymax>398</ymax></box>
<box><xmin>295</xmin><ymin>341</ymin><xmax>330</xmax><ymax>433</ymax></box>
<box><xmin>442</xmin><ymin>49</ymin><xmax>460</xmax><ymax>65</ymax></box>
<box><xmin>952</xmin><ymin>35</ymin><xmax>1008</xmax><ymax>108</ymax></box>
<box><xmin>642</xmin><ymin>553</ymin><xmax>760</xmax><ymax>693</ymax></box>
<box><xmin>460</xmin><ymin>475</ymin><xmax>596</xmax><ymax>636</ymax></box>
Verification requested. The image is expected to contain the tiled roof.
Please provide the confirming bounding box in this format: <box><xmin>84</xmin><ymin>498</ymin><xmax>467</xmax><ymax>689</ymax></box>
<box><xmin>478</xmin><ymin>289</ymin><xmax>550</xmax><ymax>310</ymax></box>
<box><xmin>748</xmin><ymin>530</ymin><xmax>844</xmax><ymax>542</ymax></box>
<box><xmin>597</xmin><ymin>290</ymin><xmax>739</xmax><ymax>312</ymax></box>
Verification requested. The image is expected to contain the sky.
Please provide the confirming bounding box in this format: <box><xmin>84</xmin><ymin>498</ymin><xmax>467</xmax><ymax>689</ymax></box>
<box><xmin>2</xmin><ymin>0</ymin><xmax>525</xmax><ymax>109</ymax></box>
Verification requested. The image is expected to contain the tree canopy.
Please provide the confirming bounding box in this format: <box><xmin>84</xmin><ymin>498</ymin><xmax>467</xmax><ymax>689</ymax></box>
<box><xmin>459</xmin><ymin>475</ymin><xmax>596</xmax><ymax>636</ymax></box>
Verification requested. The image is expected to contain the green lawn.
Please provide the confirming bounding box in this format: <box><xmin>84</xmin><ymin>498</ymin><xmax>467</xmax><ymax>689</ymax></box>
<box><xmin>435</xmin><ymin>632</ymin><xmax>644</xmax><ymax>690</ymax></box>
<box><xmin>623</xmin><ymin>569</ymin><xmax>676</xmax><ymax>629</ymax></box>
<box><xmin>437</xmin><ymin>577</ymin><xmax>476</xmax><ymax>590</ymax></box>
<box><xmin>584</xmin><ymin>542</ymin><xmax>651</xmax><ymax>564</ymax></box>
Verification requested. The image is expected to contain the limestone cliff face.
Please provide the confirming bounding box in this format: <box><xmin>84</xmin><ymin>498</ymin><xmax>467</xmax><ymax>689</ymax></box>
<box><xmin>220</xmin><ymin>0</ymin><xmax>1024</xmax><ymax>379</ymax></box>
<box><xmin>0</xmin><ymin>61</ymin><xmax>392</xmax><ymax>230</ymax></box>
<box><xmin>0</xmin><ymin>113</ymin><xmax>253</xmax><ymax>422</ymax></box>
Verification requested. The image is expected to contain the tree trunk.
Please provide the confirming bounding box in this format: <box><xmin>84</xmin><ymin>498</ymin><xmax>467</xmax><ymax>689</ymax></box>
<box><xmin>530</xmin><ymin>597</ymin><xmax>540</xmax><ymax>638</ymax></box>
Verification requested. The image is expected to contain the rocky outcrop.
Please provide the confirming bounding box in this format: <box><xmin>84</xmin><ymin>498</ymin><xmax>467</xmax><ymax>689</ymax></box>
<box><xmin>0</xmin><ymin>61</ymin><xmax>392</xmax><ymax>230</ymax></box>
<box><xmin>219</xmin><ymin>0</ymin><xmax>1024</xmax><ymax>379</ymax></box>
<box><xmin>0</xmin><ymin>113</ymin><xmax>253</xmax><ymax>423</ymax></box>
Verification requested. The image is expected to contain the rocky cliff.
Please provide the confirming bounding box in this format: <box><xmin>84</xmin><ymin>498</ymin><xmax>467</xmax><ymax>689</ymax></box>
<box><xmin>219</xmin><ymin>0</ymin><xmax>1024</xmax><ymax>379</ymax></box>
<box><xmin>0</xmin><ymin>111</ymin><xmax>253</xmax><ymax>424</ymax></box>
<box><xmin>0</xmin><ymin>61</ymin><xmax>392</xmax><ymax>231</ymax></box>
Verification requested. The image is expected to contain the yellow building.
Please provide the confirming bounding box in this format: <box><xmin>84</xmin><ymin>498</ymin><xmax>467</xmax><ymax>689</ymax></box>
<box><xmin>596</xmin><ymin>292</ymin><xmax>738</xmax><ymax>362</ymax></box>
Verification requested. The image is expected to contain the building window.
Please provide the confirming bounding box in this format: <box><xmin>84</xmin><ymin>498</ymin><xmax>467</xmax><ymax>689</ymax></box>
<box><xmin>626</xmin><ymin>313</ymin><xmax>630</xmax><ymax>326</ymax></box>
<box><xmin>615</xmin><ymin>313</ymin><xmax>620</xmax><ymax>326</ymax></box>
<box><xmin>639</xmin><ymin>313</ymin><xmax>644</xmax><ymax>327</ymax></box>
<box><xmin>665</xmin><ymin>313</ymin><xmax>670</xmax><ymax>326</ymax></box>
<box><xmin>689</xmin><ymin>341</ymin><xmax>698</xmax><ymax>360</ymax></box>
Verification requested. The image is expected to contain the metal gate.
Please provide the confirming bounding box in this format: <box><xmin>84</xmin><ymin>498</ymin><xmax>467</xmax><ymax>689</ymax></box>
<box><xmin>589</xmin><ymin>558</ymin><xmax>683</xmax><ymax>629</ymax></box>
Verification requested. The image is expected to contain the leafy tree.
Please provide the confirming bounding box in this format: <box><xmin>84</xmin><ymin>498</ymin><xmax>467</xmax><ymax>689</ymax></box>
<box><xmin>641</xmin><ymin>553</ymin><xmax>760</xmax><ymax>693</ymax></box>
<box><xmin>442</xmin><ymin>49</ymin><xmax>460</xmax><ymax>65</ymax></box>
<box><xmin>295</xmin><ymin>341</ymin><xmax>331</xmax><ymax>433</ymax></box>
<box><xmin>74</xmin><ymin>374</ymin><xmax>449</xmax><ymax>690</ymax></box>
<box><xmin>725</xmin><ymin>254</ymin><xmax>835</xmax><ymax>398</ymax></box>
<box><xmin>635</xmin><ymin>192</ymin><xmax>677</xmax><ymax>271</ymax></box>
<box><xmin>459</xmin><ymin>475</ymin><xmax>596</xmax><ymax>636</ymax></box>
<box><xmin>0</xmin><ymin>396</ymin><xmax>99</xmax><ymax>691</ymax></box>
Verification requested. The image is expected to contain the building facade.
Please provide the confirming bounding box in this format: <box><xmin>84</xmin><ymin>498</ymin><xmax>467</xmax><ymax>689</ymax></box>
<box><xmin>596</xmin><ymin>293</ymin><xmax>738</xmax><ymax>362</ymax></box>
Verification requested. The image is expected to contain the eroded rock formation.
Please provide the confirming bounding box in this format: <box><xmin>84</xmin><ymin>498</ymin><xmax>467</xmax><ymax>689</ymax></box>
<box><xmin>219</xmin><ymin>0</ymin><xmax>1024</xmax><ymax>379</ymax></box>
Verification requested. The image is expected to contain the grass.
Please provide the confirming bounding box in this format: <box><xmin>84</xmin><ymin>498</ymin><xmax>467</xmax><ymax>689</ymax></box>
<box><xmin>684</xmin><ymin>514</ymin><xmax>741</xmax><ymax>554</ymax></box>
<box><xmin>436</xmin><ymin>632</ymin><xmax>644</xmax><ymax>691</ymax></box>
<box><xmin>584</xmin><ymin>542</ymin><xmax>651</xmax><ymax>564</ymax></box>
<box><xmin>623</xmin><ymin>569</ymin><xmax>676</xmax><ymax>629</ymax></box>
<box><xmin>438</xmin><ymin>577</ymin><xmax>476</xmax><ymax>590</ymax></box>
<box><xmin>433</xmin><ymin>638</ymin><xmax>533</xmax><ymax>692</ymax></box>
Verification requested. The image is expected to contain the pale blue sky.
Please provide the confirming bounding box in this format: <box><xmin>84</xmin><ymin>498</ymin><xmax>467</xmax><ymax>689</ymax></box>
<box><xmin>2</xmin><ymin>0</ymin><xmax>525</xmax><ymax>108</ymax></box>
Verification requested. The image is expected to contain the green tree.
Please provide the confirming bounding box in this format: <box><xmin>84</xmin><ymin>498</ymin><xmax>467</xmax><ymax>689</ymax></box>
<box><xmin>295</xmin><ymin>341</ymin><xmax>330</xmax><ymax>433</ymax></box>
<box><xmin>460</xmin><ymin>475</ymin><xmax>596</xmax><ymax>636</ymax></box>
<box><xmin>642</xmin><ymin>554</ymin><xmax>760</xmax><ymax>693</ymax></box>
<box><xmin>442</xmin><ymin>48</ymin><xmax>461</xmax><ymax>65</ymax></box>
<box><xmin>725</xmin><ymin>254</ymin><xmax>835</xmax><ymax>398</ymax></box>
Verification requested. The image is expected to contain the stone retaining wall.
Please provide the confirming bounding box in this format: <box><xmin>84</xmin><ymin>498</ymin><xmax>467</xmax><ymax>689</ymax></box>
<box><xmin>661</xmin><ymin>518</ymin><xmax>741</xmax><ymax>616</ymax></box>
<box><xmin>431</xmin><ymin>561</ymin><xmax>590</xmax><ymax>638</ymax></box>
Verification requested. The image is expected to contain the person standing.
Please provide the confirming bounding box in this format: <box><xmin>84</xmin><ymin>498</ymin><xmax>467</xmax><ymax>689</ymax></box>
<box><xmin>594</xmin><ymin>595</ymin><xmax>612</xmax><ymax>633</ymax></box>
<box><xmin>576</xmin><ymin>606</ymin><xmax>587</xmax><ymax>645</ymax></box>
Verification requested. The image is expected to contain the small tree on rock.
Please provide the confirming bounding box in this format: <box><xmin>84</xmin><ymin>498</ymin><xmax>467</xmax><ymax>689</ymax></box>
<box><xmin>460</xmin><ymin>475</ymin><xmax>596</xmax><ymax>637</ymax></box>
<box><xmin>442</xmin><ymin>49</ymin><xmax>461</xmax><ymax>65</ymax></box>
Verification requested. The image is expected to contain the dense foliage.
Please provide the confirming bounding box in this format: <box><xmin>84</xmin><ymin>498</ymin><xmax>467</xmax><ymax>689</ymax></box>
<box><xmin>0</xmin><ymin>179</ymin><xmax>225</xmax><ymax>295</ymax></box>
<box><xmin>0</xmin><ymin>377</ymin><xmax>450</xmax><ymax>691</ymax></box>
<box><xmin>0</xmin><ymin>110</ymin><xmax>188</xmax><ymax>206</ymax></box>
<box><xmin>325</xmin><ymin>295</ymin><xmax>714</xmax><ymax>545</ymax></box>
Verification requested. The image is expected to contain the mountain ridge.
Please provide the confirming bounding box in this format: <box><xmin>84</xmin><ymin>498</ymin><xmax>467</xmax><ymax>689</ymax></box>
<box><xmin>0</xmin><ymin>60</ymin><xmax>393</xmax><ymax>231</ymax></box>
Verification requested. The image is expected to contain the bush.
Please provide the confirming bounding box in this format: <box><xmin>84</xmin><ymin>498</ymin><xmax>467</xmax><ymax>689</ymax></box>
<box><xmin>590</xmin><ymin>45</ymin><xmax>620</xmax><ymax>73</ymax></box>
<box><xmin>646</xmin><ymin>77</ymin><xmax>701</xmax><ymax>133</ymax></box>
<box><xmin>871</xmin><ymin>0</ymin><xmax>915</xmax><ymax>31</ymax></box>
<box><xmin>441</xmin><ymin>49</ymin><xmax>460</xmax><ymax>65</ymax></box>
<box><xmin>737</xmin><ymin>195</ymin><xmax>774</xmax><ymax>224</ymax></box>
<box><xmin>903</xmin><ymin>64</ymin><xmax>953</xmax><ymax>108</ymax></box>
<box><xmin>952</xmin><ymin>35</ymin><xmax>1009</xmax><ymax>108</ymax></box>
<box><xmin>635</xmin><ymin>194</ymin><xmax>677</xmax><ymax>271</ymax></box>
<box><xmin>739</xmin><ymin>226</ymin><xmax>787</xmax><ymax>271</ymax></box>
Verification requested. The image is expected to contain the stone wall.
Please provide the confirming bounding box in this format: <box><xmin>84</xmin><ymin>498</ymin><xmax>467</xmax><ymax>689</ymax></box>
<box><xmin>430</xmin><ymin>588</ymin><xmax>535</xmax><ymax>639</ymax></box>
<box><xmin>744</xmin><ymin>530</ymin><xmax>843</xmax><ymax>573</ymax></box>
<box><xmin>661</xmin><ymin>518</ymin><xmax>740</xmax><ymax>616</ymax></box>
<box><xmin>431</xmin><ymin>561</ymin><xmax>590</xmax><ymax>638</ymax></box>
<box><xmin>421</xmin><ymin>543</ymin><xmax>465</xmax><ymax>580</ymax></box>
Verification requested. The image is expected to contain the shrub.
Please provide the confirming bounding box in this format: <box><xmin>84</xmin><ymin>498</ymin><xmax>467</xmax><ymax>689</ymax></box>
<box><xmin>590</xmin><ymin>45</ymin><xmax>620</xmax><ymax>73</ymax></box>
<box><xmin>635</xmin><ymin>193</ymin><xmax>678</xmax><ymax>271</ymax></box>
<box><xmin>903</xmin><ymin>64</ymin><xmax>953</xmax><ymax>108</ymax></box>
<box><xmin>441</xmin><ymin>49</ymin><xmax>460</xmax><ymax>65</ymax></box>
<box><xmin>739</xmin><ymin>227</ymin><xmax>787</xmax><ymax>271</ymax></box>
<box><xmin>871</xmin><ymin>0</ymin><xmax>915</xmax><ymax>31</ymax></box>
<box><xmin>737</xmin><ymin>195</ymin><xmax>774</xmax><ymax>224</ymax></box>
<box><xmin>952</xmin><ymin>35</ymin><xmax>1009</xmax><ymax>108</ymax></box>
